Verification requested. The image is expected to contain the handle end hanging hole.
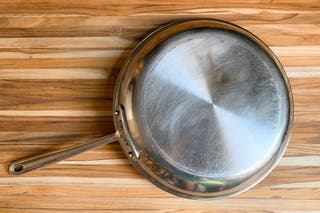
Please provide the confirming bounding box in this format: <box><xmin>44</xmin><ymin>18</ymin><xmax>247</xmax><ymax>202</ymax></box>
<box><xmin>9</xmin><ymin>163</ymin><xmax>24</xmax><ymax>175</ymax></box>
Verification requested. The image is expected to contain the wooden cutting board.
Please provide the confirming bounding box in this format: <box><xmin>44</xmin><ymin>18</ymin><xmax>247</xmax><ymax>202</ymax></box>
<box><xmin>1</xmin><ymin>1</ymin><xmax>319</xmax><ymax>212</ymax></box>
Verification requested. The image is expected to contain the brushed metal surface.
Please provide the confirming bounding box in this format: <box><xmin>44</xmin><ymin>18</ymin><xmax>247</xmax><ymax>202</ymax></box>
<box><xmin>114</xmin><ymin>19</ymin><xmax>293</xmax><ymax>199</ymax></box>
<box><xmin>138</xmin><ymin>28</ymin><xmax>288</xmax><ymax>177</ymax></box>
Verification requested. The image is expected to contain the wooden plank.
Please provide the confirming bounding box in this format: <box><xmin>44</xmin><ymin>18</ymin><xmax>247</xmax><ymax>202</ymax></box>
<box><xmin>0</xmin><ymin>196</ymin><xmax>319</xmax><ymax>211</ymax></box>
<box><xmin>286</xmin><ymin>67</ymin><xmax>320</xmax><ymax>78</ymax></box>
<box><xmin>0</xmin><ymin>67</ymin><xmax>319</xmax><ymax>81</ymax></box>
<box><xmin>0</xmin><ymin>15</ymin><xmax>318</xmax><ymax>40</ymax></box>
<box><xmin>0</xmin><ymin>210</ymin><xmax>271</xmax><ymax>213</ymax></box>
<box><xmin>0</xmin><ymin>183</ymin><xmax>319</xmax><ymax>200</ymax></box>
<box><xmin>0</xmin><ymin>58</ymin><xmax>123</xmax><ymax>69</ymax></box>
<box><xmin>0</xmin><ymin>56</ymin><xmax>317</xmax><ymax>68</ymax></box>
<box><xmin>0</xmin><ymin>47</ymin><xmax>319</xmax><ymax>59</ymax></box>
<box><xmin>0</xmin><ymin>0</ymin><xmax>318</xmax><ymax>16</ymax></box>
<box><xmin>0</xmin><ymin>37</ymin><xmax>133</xmax><ymax>49</ymax></box>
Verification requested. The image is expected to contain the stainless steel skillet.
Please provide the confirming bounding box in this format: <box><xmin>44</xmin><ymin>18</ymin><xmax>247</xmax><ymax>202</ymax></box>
<box><xmin>9</xmin><ymin>19</ymin><xmax>294</xmax><ymax>199</ymax></box>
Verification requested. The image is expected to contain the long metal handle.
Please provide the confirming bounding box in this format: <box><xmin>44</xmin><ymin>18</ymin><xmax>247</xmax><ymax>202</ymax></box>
<box><xmin>9</xmin><ymin>133</ymin><xmax>118</xmax><ymax>175</ymax></box>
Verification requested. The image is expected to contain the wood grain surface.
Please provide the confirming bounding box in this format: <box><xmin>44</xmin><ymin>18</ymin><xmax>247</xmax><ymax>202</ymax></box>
<box><xmin>1</xmin><ymin>0</ymin><xmax>320</xmax><ymax>212</ymax></box>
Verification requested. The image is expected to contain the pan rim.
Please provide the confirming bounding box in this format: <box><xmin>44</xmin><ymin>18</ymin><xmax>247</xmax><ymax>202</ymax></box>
<box><xmin>112</xmin><ymin>18</ymin><xmax>294</xmax><ymax>199</ymax></box>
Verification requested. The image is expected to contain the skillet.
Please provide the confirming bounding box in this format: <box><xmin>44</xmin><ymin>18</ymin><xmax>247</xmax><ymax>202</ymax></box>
<box><xmin>9</xmin><ymin>19</ymin><xmax>294</xmax><ymax>199</ymax></box>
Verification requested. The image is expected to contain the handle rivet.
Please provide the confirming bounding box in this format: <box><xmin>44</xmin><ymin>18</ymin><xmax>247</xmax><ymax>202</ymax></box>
<box><xmin>114</xmin><ymin>111</ymin><xmax>119</xmax><ymax>116</ymax></box>
<box><xmin>128</xmin><ymin>152</ymin><xmax>133</xmax><ymax>158</ymax></box>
